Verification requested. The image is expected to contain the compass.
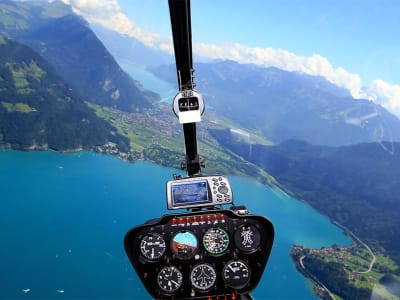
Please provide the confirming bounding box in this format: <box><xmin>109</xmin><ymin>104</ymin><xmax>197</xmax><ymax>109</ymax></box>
<box><xmin>157</xmin><ymin>265</ymin><xmax>183</xmax><ymax>293</ymax></box>
<box><xmin>203</xmin><ymin>227</ymin><xmax>229</xmax><ymax>255</ymax></box>
<box><xmin>140</xmin><ymin>233</ymin><xmax>166</xmax><ymax>260</ymax></box>
<box><xmin>222</xmin><ymin>260</ymin><xmax>250</xmax><ymax>289</ymax></box>
<box><xmin>190</xmin><ymin>263</ymin><xmax>217</xmax><ymax>291</ymax></box>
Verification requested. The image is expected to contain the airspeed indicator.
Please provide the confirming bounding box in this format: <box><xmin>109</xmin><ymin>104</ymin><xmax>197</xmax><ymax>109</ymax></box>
<box><xmin>140</xmin><ymin>233</ymin><xmax>166</xmax><ymax>260</ymax></box>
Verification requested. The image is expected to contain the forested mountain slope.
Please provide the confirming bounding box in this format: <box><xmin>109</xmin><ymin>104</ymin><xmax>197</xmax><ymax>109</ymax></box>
<box><xmin>212</xmin><ymin>129</ymin><xmax>400</xmax><ymax>263</ymax></box>
<box><xmin>0</xmin><ymin>0</ymin><xmax>158</xmax><ymax>112</ymax></box>
<box><xmin>0</xmin><ymin>35</ymin><xmax>129</xmax><ymax>151</ymax></box>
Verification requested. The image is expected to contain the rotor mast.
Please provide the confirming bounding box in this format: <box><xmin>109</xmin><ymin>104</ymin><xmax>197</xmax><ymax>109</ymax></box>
<box><xmin>169</xmin><ymin>0</ymin><xmax>202</xmax><ymax>176</ymax></box>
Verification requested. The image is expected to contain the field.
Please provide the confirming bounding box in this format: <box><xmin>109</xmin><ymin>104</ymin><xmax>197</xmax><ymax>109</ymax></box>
<box><xmin>89</xmin><ymin>102</ymin><xmax>275</xmax><ymax>183</ymax></box>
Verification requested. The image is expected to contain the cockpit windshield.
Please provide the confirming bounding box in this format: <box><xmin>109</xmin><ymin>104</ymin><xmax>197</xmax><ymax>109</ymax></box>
<box><xmin>0</xmin><ymin>1</ymin><xmax>399</xmax><ymax>299</ymax></box>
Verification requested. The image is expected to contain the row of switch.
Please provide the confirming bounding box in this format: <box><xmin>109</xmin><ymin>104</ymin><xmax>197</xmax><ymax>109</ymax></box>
<box><xmin>171</xmin><ymin>214</ymin><xmax>226</xmax><ymax>226</ymax></box>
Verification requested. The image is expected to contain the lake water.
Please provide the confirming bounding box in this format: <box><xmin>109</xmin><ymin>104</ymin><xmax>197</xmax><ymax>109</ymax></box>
<box><xmin>0</xmin><ymin>150</ymin><xmax>351</xmax><ymax>299</ymax></box>
<box><xmin>117</xmin><ymin>58</ymin><xmax>177</xmax><ymax>102</ymax></box>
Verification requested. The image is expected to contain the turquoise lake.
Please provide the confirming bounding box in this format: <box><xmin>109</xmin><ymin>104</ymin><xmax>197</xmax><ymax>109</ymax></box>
<box><xmin>0</xmin><ymin>150</ymin><xmax>351</xmax><ymax>299</ymax></box>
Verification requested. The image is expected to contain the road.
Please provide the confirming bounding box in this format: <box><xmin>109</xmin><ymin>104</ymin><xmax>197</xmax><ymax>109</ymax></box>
<box><xmin>333</xmin><ymin>221</ymin><xmax>376</xmax><ymax>274</ymax></box>
<box><xmin>299</xmin><ymin>255</ymin><xmax>336</xmax><ymax>300</ymax></box>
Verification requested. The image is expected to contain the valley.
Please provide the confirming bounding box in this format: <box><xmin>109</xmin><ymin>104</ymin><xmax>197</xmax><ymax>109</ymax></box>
<box><xmin>1</xmin><ymin>1</ymin><xmax>400</xmax><ymax>298</ymax></box>
<box><xmin>88</xmin><ymin>102</ymin><xmax>275</xmax><ymax>184</ymax></box>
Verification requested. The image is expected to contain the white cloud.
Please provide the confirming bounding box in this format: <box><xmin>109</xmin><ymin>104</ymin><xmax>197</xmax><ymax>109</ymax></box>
<box><xmin>194</xmin><ymin>43</ymin><xmax>363</xmax><ymax>98</ymax></box>
<box><xmin>361</xmin><ymin>80</ymin><xmax>400</xmax><ymax>117</ymax></box>
<box><xmin>62</xmin><ymin>0</ymin><xmax>400</xmax><ymax>118</ymax></box>
<box><xmin>61</xmin><ymin>0</ymin><xmax>171</xmax><ymax>50</ymax></box>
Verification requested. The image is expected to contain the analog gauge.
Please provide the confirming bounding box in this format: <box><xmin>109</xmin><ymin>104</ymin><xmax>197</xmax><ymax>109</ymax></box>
<box><xmin>203</xmin><ymin>227</ymin><xmax>229</xmax><ymax>255</ymax></box>
<box><xmin>157</xmin><ymin>265</ymin><xmax>183</xmax><ymax>293</ymax></box>
<box><xmin>140</xmin><ymin>233</ymin><xmax>166</xmax><ymax>260</ymax></box>
<box><xmin>222</xmin><ymin>260</ymin><xmax>250</xmax><ymax>289</ymax></box>
<box><xmin>234</xmin><ymin>224</ymin><xmax>261</xmax><ymax>253</ymax></box>
<box><xmin>190</xmin><ymin>263</ymin><xmax>217</xmax><ymax>291</ymax></box>
<box><xmin>171</xmin><ymin>231</ymin><xmax>198</xmax><ymax>260</ymax></box>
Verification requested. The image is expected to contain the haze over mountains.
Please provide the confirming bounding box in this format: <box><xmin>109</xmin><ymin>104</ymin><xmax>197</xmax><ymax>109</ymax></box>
<box><xmin>91</xmin><ymin>24</ymin><xmax>173</xmax><ymax>68</ymax></box>
<box><xmin>93</xmin><ymin>15</ymin><xmax>400</xmax><ymax>148</ymax></box>
<box><xmin>151</xmin><ymin>61</ymin><xmax>400</xmax><ymax>146</ymax></box>
<box><xmin>0</xmin><ymin>0</ymin><xmax>154</xmax><ymax>151</ymax></box>
<box><xmin>0</xmin><ymin>0</ymin><xmax>158</xmax><ymax>113</ymax></box>
<box><xmin>1</xmin><ymin>0</ymin><xmax>400</xmax><ymax>267</ymax></box>
<box><xmin>211</xmin><ymin>132</ymin><xmax>400</xmax><ymax>263</ymax></box>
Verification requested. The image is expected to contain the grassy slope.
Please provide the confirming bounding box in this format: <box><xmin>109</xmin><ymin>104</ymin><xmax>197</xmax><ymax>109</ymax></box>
<box><xmin>89</xmin><ymin>102</ymin><xmax>275</xmax><ymax>183</ymax></box>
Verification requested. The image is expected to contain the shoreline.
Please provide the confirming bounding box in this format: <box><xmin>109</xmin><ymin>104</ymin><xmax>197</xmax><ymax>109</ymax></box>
<box><xmin>0</xmin><ymin>143</ymin><xmax>141</xmax><ymax>162</ymax></box>
<box><xmin>2</xmin><ymin>147</ymin><xmax>390</xmax><ymax>299</ymax></box>
<box><xmin>290</xmin><ymin>227</ymin><xmax>397</xmax><ymax>300</ymax></box>
<box><xmin>291</xmin><ymin>250</ymin><xmax>336</xmax><ymax>300</ymax></box>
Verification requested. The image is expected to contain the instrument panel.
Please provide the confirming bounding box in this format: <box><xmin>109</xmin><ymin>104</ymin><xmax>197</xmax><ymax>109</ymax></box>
<box><xmin>124</xmin><ymin>209</ymin><xmax>274</xmax><ymax>299</ymax></box>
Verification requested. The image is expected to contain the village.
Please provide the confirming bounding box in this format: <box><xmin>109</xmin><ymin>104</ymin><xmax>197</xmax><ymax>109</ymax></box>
<box><xmin>291</xmin><ymin>238</ymin><xmax>398</xmax><ymax>300</ymax></box>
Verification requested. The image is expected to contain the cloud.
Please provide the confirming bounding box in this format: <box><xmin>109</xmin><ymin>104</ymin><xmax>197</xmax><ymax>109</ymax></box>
<box><xmin>194</xmin><ymin>43</ymin><xmax>363</xmax><ymax>98</ymax></box>
<box><xmin>61</xmin><ymin>0</ymin><xmax>171</xmax><ymax>50</ymax></box>
<box><xmin>62</xmin><ymin>0</ymin><xmax>400</xmax><ymax>118</ymax></box>
<box><xmin>361</xmin><ymin>80</ymin><xmax>400</xmax><ymax>117</ymax></box>
<box><xmin>195</xmin><ymin>43</ymin><xmax>400</xmax><ymax>118</ymax></box>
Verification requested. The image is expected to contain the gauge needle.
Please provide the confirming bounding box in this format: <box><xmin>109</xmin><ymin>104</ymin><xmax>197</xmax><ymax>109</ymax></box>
<box><xmin>171</xmin><ymin>280</ymin><xmax>179</xmax><ymax>286</ymax></box>
<box><xmin>229</xmin><ymin>265</ymin><xmax>237</xmax><ymax>273</ymax></box>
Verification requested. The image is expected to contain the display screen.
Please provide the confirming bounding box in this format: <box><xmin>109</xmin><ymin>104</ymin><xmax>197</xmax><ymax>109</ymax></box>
<box><xmin>172</xmin><ymin>180</ymin><xmax>210</xmax><ymax>206</ymax></box>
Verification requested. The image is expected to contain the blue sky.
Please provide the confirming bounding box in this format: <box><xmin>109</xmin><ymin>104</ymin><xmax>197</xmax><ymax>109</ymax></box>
<box><xmin>64</xmin><ymin>0</ymin><xmax>400</xmax><ymax>117</ymax></box>
<box><xmin>117</xmin><ymin>0</ymin><xmax>400</xmax><ymax>86</ymax></box>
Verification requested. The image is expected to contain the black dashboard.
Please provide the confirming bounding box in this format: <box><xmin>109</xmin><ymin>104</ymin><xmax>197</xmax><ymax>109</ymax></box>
<box><xmin>124</xmin><ymin>208</ymin><xmax>274</xmax><ymax>299</ymax></box>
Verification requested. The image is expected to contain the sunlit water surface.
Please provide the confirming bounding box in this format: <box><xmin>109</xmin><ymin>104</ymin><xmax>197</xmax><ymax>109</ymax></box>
<box><xmin>0</xmin><ymin>150</ymin><xmax>351</xmax><ymax>299</ymax></box>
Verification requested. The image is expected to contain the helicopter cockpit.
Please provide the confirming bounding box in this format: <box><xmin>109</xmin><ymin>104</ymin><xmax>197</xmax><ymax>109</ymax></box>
<box><xmin>124</xmin><ymin>1</ymin><xmax>274</xmax><ymax>299</ymax></box>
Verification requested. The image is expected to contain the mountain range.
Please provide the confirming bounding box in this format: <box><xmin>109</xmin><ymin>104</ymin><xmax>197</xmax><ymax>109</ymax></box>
<box><xmin>211</xmin><ymin>131</ymin><xmax>400</xmax><ymax>263</ymax></box>
<box><xmin>0</xmin><ymin>0</ymin><xmax>158</xmax><ymax>113</ymax></box>
<box><xmin>150</xmin><ymin>61</ymin><xmax>400</xmax><ymax>146</ymax></box>
<box><xmin>90</xmin><ymin>24</ymin><xmax>173</xmax><ymax>68</ymax></box>
<box><xmin>88</xmin><ymin>6</ymin><xmax>400</xmax><ymax>267</ymax></box>
<box><xmin>1</xmin><ymin>0</ymin><xmax>400</xmax><ymax>269</ymax></box>
<box><xmin>0</xmin><ymin>35</ymin><xmax>128</xmax><ymax>151</ymax></box>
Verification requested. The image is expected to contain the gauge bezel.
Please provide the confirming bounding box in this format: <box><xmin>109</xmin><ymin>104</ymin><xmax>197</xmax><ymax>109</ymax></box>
<box><xmin>139</xmin><ymin>232</ymin><xmax>166</xmax><ymax>260</ymax></box>
<box><xmin>190</xmin><ymin>263</ymin><xmax>217</xmax><ymax>292</ymax></box>
<box><xmin>202</xmin><ymin>227</ymin><xmax>230</xmax><ymax>256</ymax></box>
<box><xmin>157</xmin><ymin>265</ymin><xmax>183</xmax><ymax>293</ymax></box>
<box><xmin>234</xmin><ymin>224</ymin><xmax>262</xmax><ymax>253</ymax></box>
<box><xmin>170</xmin><ymin>230</ymin><xmax>198</xmax><ymax>260</ymax></box>
<box><xmin>222</xmin><ymin>259</ymin><xmax>251</xmax><ymax>289</ymax></box>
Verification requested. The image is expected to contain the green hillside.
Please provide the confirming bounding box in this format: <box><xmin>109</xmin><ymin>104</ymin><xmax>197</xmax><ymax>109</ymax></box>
<box><xmin>0</xmin><ymin>35</ymin><xmax>129</xmax><ymax>151</ymax></box>
<box><xmin>211</xmin><ymin>130</ymin><xmax>400</xmax><ymax>265</ymax></box>
<box><xmin>0</xmin><ymin>0</ymin><xmax>157</xmax><ymax>112</ymax></box>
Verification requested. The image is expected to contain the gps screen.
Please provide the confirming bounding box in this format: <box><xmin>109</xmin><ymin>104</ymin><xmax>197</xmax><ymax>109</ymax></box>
<box><xmin>172</xmin><ymin>180</ymin><xmax>210</xmax><ymax>206</ymax></box>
